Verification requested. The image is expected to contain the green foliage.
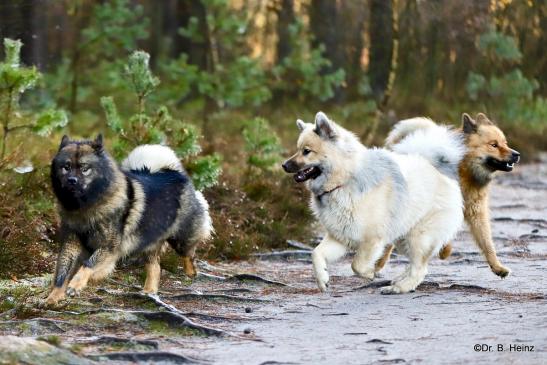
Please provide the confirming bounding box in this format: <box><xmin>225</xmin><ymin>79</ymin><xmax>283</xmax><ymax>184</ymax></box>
<box><xmin>478</xmin><ymin>29</ymin><xmax>522</xmax><ymax>63</ymax></box>
<box><xmin>272</xmin><ymin>20</ymin><xmax>345</xmax><ymax>101</ymax></box>
<box><xmin>465</xmin><ymin>30</ymin><xmax>545</xmax><ymax>132</ymax></box>
<box><xmin>242</xmin><ymin>118</ymin><xmax>283</xmax><ymax>173</ymax></box>
<box><xmin>163</xmin><ymin>0</ymin><xmax>270</xmax><ymax>110</ymax></box>
<box><xmin>102</xmin><ymin>51</ymin><xmax>221</xmax><ymax>190</ymax></box>
<box><xmin>124</xmin><ymin>51</ymin><xmax>160</xmax><ymax>99</ymax></box>
<box><xmin>48</xmin><ymin>0</ymin><xmax>149</xmax><ymax>110</ymax></box>
<box><xmin>0</xmin><ymin>38</ymin><xmax>67</xmax><ymax>161</ymax></box>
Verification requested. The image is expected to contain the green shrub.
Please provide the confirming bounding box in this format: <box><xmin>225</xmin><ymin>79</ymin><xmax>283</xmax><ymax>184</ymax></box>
<box><xmin>0</xmin><ymin>38</ymin><xmax>67</xmax><ymax>165</ymax></box>
<box><xmin>101</xmin><ymin>51</ymin><xmax>221</xmax><ymax>190</ymax></box>
<box><xmin>242</xmin><ymin>117</ymin><xmax>283</xmax><ymax>173</ymax></box>
<box><xmin>271</xmin><ymin>19</ymin><xmax>345</xmax><ymax>101</ymax></box>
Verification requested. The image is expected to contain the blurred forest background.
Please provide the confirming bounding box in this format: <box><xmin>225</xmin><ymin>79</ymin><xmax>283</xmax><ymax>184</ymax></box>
<box><xmin>0</xmin><ymin>0</ymin><xmax>545</xmax><ymax>279</ymax></box>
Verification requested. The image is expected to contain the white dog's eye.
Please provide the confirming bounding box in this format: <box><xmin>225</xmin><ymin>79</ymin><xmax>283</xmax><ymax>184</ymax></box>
<box><xmin>303</xmin><ymin>148</ymin><xmax>311</xmax><ymax>156</ymax></box>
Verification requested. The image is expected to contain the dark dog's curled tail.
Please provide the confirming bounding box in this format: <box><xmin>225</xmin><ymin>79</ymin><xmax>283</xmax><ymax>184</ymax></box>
<box><xmin>121</xmin><ymin>144</ymin><xmax>183</xmax><ymax>173</ymax></box>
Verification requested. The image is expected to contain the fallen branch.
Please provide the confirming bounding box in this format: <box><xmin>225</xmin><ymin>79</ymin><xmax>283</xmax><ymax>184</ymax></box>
<box><xmin>87</xmin><ymin>351</ymin><xmax>199</xmax><ymax>364</ymax></box>
<box><xmin>252</xmin><ymin>250</ymin><xmax>311</xmax><ymax>260</ymax></box>
<box><xmin>168</xmin><ymin>293</ymin><xmax>270</xmax><ymax>303</ymax></box>
<box><xmin>82</xmin><ymin>335</ymin><xmax>158</xmax><ymax>349</ymax></box>
<box><xmin>286</xmin><ymin>240</ymin><xmax>313</xmax><ymax>251</ymax></box>
<box><xmin>226</xmin><ymin>273</ymin><xmax>290</xmax><ymax>287</ymax></box>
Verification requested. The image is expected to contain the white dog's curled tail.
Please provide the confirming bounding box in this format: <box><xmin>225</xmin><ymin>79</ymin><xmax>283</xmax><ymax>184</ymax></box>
<box><xmin>386</xmin><ymin>117</ymin><xmax>465</xmax><ymax>179</ymax></box>
<box><xmin>122</xmin><ymin>144</ymin><xmax>183</xmax><ymax>173</ymax></box>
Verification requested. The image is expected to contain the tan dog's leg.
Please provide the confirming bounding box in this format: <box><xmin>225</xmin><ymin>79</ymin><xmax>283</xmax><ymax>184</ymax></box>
<box><xmin>374</xmin><ymin>244</ymin><xmax>393</xmax><ymax>272</ymax></box>
<box><xmin>465</xmin><ymin>205</ymin><xmax>510</xmax><ymax>277</ymax></box>
<box><xmin>439</xmin><ymin>243</ymin><xmax>452</xmax><ymax>260</ymax></box>
<box><xmin>143</xmin><ymin>255</ymin><xmax>161</xmax><ymax>294</ymax></box>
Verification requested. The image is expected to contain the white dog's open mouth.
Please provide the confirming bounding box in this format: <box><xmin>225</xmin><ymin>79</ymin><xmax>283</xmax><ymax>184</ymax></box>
<box><xmin>294</xmin><ymin>166</ymin><xmax>322</xmax><ymax>182</ymax></box>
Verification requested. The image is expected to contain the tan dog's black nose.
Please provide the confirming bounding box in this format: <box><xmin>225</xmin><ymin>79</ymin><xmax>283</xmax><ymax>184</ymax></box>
<box><xmin>511</xmin><ymin>149</ymin><xmax>520</xmax><ymax>163</ymax></box>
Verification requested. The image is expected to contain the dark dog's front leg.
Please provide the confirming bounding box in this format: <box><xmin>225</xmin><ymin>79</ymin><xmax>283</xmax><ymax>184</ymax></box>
<box><xmin>66</xmin><ymin>247</ymin><xmax>118</xmax><ymax>297</ymax></box>
<box><xmin>45</xmin><ymin>240</ymin><xmax>85</xmax><ymax>305</ymax></box>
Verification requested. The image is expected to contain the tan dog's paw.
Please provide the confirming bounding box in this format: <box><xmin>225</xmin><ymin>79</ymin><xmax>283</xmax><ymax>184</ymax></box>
<box><xmin>491</xmin><ymin>265</ymin><xmax>511</xmax><ymax>278</ymax></box>
<box><xmin>439</xmin><ymin>244</ymin><xmax>452</xmax><ymax>260</ymax></box>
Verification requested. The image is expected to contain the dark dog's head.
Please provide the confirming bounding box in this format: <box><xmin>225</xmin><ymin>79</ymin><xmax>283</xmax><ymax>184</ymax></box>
<box><xmin>461</xmin><ymin>113</ymin><xmax>520</xmax><ymax>183</ymax></box>
<box><xmin>51</xmin><ymin>134</ymin><xmax>115</xmax><ymax>211</ymax></box>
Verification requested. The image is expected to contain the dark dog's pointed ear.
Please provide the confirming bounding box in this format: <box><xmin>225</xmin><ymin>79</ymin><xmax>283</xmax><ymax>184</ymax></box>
<box><xmin>462</xmin><ymin>113</ymin><xmax>477</xmax><ymax>134</ymax></box>
<box><xmin>59</xmin><ymin>135</ymin><xmax>70</xmax><ymax>150</ymax></box>
<box><xmin>296</xmin><ymin>119</ymin><xmax>307</xmax><ymax>132</ymax></box>
<box><xmin>314</xmin><ymin>111</ymin><xmax>336</xmax><ymax>140</ymax></box>
<box><xmin>92</xmin><ymin>134</ymin><xmax>104</xmax><ymax>152</ymax></box>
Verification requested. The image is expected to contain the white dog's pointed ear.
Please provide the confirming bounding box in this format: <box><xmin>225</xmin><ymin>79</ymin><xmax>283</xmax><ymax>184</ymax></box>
<box><xmin>462</xmin><ymin>113</ymin><xmax>477</xmax><ymax>134</ymax></box>
<box><xmin>296</xmin><ymin>119</ymin><xmax>306</xmax><ymax>132</ymax></box>
<box><xmin>314</xmin><ymin>111</ymin><xmax>336</xmax><ymax>139</ymax></box>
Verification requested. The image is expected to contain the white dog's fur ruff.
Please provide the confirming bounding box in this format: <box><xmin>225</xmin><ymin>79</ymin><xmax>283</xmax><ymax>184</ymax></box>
<box><xmin>122</xmin><ymin>144</ymin><xmax>183</xmax><ymax>173</ymax></box>
<box><xmin>290</xmin><ymin>112</ymin><xmax>464</xmax><ymax>294</ymax></box>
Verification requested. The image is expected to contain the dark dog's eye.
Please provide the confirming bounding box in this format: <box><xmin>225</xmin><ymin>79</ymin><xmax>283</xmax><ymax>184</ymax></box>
<box><xmin>490</xmin><ymin>143</ymin><xmax>498</xmax><ymax>148</ymax></box>
<box><xmin>303</xmin><ymin>148</ymin><xmax>311</xmax><ymax>156</ymax></box>
<box><xmin>81</xmin><ymin>165</ymin><xmax>91</xmax><ymax>175</ymax></box>
<box><xmin>62</xmin><ymin>163</ymin><xmax>71</xmax><ymax>172</ymax></box>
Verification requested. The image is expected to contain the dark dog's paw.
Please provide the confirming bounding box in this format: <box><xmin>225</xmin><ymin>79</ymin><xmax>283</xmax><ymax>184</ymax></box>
<box><xmin>66</xmin><ymin>287</ymin><xmax>80</xmax><ymax>297</ymax></box>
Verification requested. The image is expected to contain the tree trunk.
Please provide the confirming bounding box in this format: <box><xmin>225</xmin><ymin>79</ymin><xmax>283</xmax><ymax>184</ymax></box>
<box><xmin>275</xmin><ymin>0</ymin><xmax>295</xmax><ymax>63</ymax></box>
<box><xmin>368</xmin><ymin>0</ymin><xmax>394</xmax><ymax>104</ymax></box>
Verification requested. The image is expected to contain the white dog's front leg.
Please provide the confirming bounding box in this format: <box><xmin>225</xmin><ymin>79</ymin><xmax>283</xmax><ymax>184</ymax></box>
<box><xmin>312</xmin><ymin>236</ymin><xmax>347</xmax><ymax>292</ymax></box>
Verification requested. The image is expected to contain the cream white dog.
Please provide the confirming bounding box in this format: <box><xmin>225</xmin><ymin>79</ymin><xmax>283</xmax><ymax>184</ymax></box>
<box><xmin>282</xmin><ymin>112</ymin><xmax>464</xmax><ymax>294</ymax></box>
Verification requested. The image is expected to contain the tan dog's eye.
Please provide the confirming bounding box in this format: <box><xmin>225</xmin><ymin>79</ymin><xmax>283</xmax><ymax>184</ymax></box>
<box><xmin>303</xmin><ymin>148</ymin><xmax>311</xmax><ymax>156</ymax></box>
<box><xmin>490</xmin><ymin>143</ymin><xmax>498</xmax><ymax>148</ymax></box>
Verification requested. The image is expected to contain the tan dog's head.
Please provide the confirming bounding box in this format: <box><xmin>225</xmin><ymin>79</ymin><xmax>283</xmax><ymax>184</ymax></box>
<box><xmin>462</xmin><ymin>113</ymin><xmax>520</xmax><ymax>176</ymax></box>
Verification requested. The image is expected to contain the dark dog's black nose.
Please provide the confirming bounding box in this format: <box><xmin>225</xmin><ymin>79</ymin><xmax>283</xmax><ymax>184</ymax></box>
<box><xmin>511</xmin><ymin>149</ymin><xmax>521</xmax><ymax>163</ymax></box>
<box><xmin>67</xmin><ymin>176</ymin><xmax>78</xmax><ymax>185</ymax></box>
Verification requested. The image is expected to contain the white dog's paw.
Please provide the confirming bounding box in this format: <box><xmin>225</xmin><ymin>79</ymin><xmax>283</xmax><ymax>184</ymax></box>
<box><xmin>314</xmin><ymin>267</ymin><xmax>330</xmax><ymax>292</ymax></box>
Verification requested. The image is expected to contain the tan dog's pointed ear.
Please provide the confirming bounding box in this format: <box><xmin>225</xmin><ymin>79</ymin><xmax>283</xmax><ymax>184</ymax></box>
<box><xmin>462</xmin><ymin>113</ymin><xmax>477</xmax><ymax>134</ymax></box>
<box><xmin>314</xmin><ymin>111</ymin><xmax>336</xmax><ymax>140</ymax></box>
<box><xmin>296</xmin><ymin>119</ymin><xmax>307</xmax><ymax>132</ymax></box>
<box><xmin>476</xmin><ymin>113</ymin><xmax>494</xmax><ymax>125</ymax></box>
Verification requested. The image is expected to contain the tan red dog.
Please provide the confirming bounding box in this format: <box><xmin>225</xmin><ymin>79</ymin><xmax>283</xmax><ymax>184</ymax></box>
<box><xmin>382</xmin><ymin>113</ymin><xmax>520</xmax><ymax>277</ymax></box>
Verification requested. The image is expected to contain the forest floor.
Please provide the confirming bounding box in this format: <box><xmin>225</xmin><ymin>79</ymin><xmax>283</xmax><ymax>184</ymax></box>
<box><xmin>0</xmin><ymin>158</ymin><xmax>546</xmax><ymax>365</ymax></box>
